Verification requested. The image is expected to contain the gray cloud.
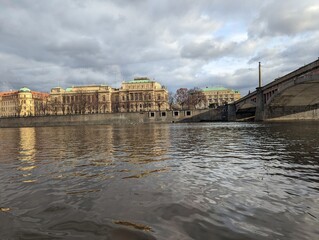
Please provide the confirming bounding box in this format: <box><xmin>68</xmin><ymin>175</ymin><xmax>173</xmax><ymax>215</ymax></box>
<box><xmin>248</xmin><ymin>0</ymin><xmax>319</xmax><ymax>37</ymax></box>
<box><xmin>181</xmin><ymin>39</ymin><xmax>237</xmax><ymax>60</ymax></box>
<box><xmin>0</xmin><ymin>0</ymin><xmax>318</xmax><ymax>97</ymax></box>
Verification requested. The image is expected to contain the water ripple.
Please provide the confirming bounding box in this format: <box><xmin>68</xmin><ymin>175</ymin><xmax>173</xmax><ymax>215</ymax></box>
<box><xmin>0</xmin><ymin>123</ymin><xmax>318</xmax><ymax>239</ymax></box>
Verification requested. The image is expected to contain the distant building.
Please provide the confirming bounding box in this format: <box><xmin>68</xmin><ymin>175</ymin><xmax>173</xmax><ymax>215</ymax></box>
<box><xmin>114</xmin><ymin>77</ymin><xmax>169</xmax><ymax>112</ymax></box>
<box><xmin>0</xmin><ymin>87</ymin><xmax>49</xmax><ymax>117</ymax></box>
<box><xmin>0</xmin><ymin>90</ymin><xmax>18</xmax><ymax>117</ymax></box>
<box><xmin>202</xmin><ymin>87</ymin><xmax>241</xmax><ymax>108</ymax></box>
<box><xmin>50</xmin><ymin>85</ymin><xmax>113</xmax><ymax>115</ymax></box>
<box><xmin>49</xmin><ymin>78</ymin><xmax>169</xmax><ymax>115</ymax></box>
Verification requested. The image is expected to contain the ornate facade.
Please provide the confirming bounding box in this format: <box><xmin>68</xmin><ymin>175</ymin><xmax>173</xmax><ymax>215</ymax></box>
<box><xmin>0</xmin><ymin>78</ymin><xmax>170</xmax><ymax>117</ymax></box>
<box><xmin>0</xmin><ymin>88</ymin><xmax>49</xmax><ymax>117</ymax></box>
<box><xmin>113</xmin><ymin>78</ymin><xmax>168</xmax><ymax>112</ymax></box>
<box><xmin>49</xmin><ymin>78</ymin><xmax>169</xmax><ymax>115</ymax></box>
<box><xmin>202</xmin><ymin>87</ymin><xmax>241</xmax><ymax>108</ymax></box>
<box><xmin>50</xmin><ymin>85</ymin><xmax>113</xmax><ymax>115</ymax></box>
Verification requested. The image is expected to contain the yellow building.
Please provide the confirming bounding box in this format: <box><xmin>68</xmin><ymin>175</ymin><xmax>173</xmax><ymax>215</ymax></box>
<box><xmin>114</xmin><ymin>77</ymin><xmax>169</xmax><ymax>112</ymax></box>
<box><xmin>0</xmin><ymin>87</ymin><xmax>49</xmax><ymax>117</ymax></box>
<box><xmin>1</xmin><ymin>78</ymin><xmax>169</xmax><ymax>117</ymax></box>
<box><xmin>0</xmin><ymin>91</ymin><xmax>19</xmax><ymax>117</ymax></box>
<box><xmin>202</xmin><ymin>87</ymin><xmax>241</xmax><ymax>108</ymax></box>
<box><xmin>50</xmin><ymin>85</ymin><xmax>113</xmax><ymax>115</ymax></box>
<box><xmin>50</xmin><ymin>78</ymin><xmax>169</xmax><ymax>114</ymax></box>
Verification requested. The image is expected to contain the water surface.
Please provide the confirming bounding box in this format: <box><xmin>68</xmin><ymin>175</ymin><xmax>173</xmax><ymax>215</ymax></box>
<box><xmin>0</xmin><ymin>122</ymin><xmax>318</xmax><ymax>239</ymax></box>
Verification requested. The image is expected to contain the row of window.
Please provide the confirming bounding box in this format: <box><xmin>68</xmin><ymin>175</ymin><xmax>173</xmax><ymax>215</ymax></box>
<box><xmin>149</xmin><ymin>111</ymin><xmax>192</xmax><ymax>118</ymax></box>
<box><xmin>62</xmin><ymin>95</ymin><xmax>101</xmax><ymax>104</ymax></box>
<box><xmin>119</xmin><ymin>93</ymin><xmax>159</xmax><ymax>101</ymax></box>
<box><xmin>208</xmin><ymin>98</ymin><xmax>235</xmax><ymax>102</ymax></box>
<box><xmin>126</xmin><ymin>84</ymin><xmax>153</xmax><ymax>90</ymax></box>
<box><xmin>207</xmin><ymin>94</ymin><xmax>236</xmax><ymax>98</ymax></box>
<box><xmin>1</xmin><ymin>106</ymin><xmax>29</xmax><ymax>112</ymax></box>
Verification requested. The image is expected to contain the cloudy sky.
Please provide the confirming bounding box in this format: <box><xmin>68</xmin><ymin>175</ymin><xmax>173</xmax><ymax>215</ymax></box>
<box><xmin>1</xmin><ymin>0</ymin><xmax>319</xmax><ymax>95</ymax></box>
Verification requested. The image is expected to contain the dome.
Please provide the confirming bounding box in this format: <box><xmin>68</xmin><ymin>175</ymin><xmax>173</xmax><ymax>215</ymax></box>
<box><xmin>19</xmin><ymin>87</ymin><xmax>31</xmax><ymax>92</ymax></box>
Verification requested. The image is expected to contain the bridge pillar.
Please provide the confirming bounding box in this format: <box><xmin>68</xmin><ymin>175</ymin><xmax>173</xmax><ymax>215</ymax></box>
<box><xmin>226</xmin><ymin>103</ymin><xmax>236</xmax><ymax>121</ymax></box>
<box><xmin>255</xmin><ymin>87</ymin><xmax>264</xmax><ymax>121</ymax></box>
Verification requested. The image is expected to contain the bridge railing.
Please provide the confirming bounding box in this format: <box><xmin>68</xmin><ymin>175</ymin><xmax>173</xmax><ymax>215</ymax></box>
<box><xmin>235</xmin><ymin>58</ymin><xmax>319</xmax><ymax>105</ymax></box>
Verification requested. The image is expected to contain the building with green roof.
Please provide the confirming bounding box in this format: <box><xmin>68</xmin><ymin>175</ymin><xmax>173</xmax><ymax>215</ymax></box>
<box><xmin>19</xmin><ymin>87</ymin><xmax>31</xmax><ymax>92</ymax></box>
<box><xmin>201</xmin><ymin>86</ymin><xmax>241</xmax><ymax>108</ymax></box>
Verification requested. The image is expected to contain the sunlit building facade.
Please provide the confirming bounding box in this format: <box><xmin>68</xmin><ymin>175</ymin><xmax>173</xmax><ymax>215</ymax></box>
<box><xmin>1</xmin><ymin>78</ymin><xmax>169</xmax><ymax>117</ymax></box>
<box><xmin>0</xmin><ymin>87</ymin><xmax>49</xmax><ymax>117</ymax></box>
<box><xmin>50</xmin><ymin>85</ymin><xmax>113</xmax><ymax>115</ymax></box>
<box><xmin>202</xmin><ymin>87</ymin><xmax>241</xmax><ymax>108</ymax></box>
<box><xmin>113</xmin><ymin>78</ymin><xmax>169</xmax><ymax>112</ymax></box>
<box><xmin>49</xmin><ymin>78</ymin><xmax>169</xmax><ymax>115</ymax></box>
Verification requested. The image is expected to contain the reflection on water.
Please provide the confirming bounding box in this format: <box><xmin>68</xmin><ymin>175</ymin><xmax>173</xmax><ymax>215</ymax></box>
<box><xmin>19</xmin><ymin>127</ymin><xmax>36</xmax><ymax>162</ymax></box>
<box><xmin>0</xmin><ymin>122</ymin><xmax>318</xmax><ymax>240</ymax></box>
<box><xmin>18</xmin><ymin>128</ymin><xmax>37</xmax><ymax>183</ymax></box>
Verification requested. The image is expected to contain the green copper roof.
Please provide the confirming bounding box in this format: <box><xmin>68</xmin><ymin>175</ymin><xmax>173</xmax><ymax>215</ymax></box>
<box><xmin>202</xmin><ymin>87</ymin><xmax>240</xmax><ymax>93</ymax></box>
<box><xmin>127</xmin><ymin>77</ymin><xmax>153</xmax><ymax>83</ymax></box>
<box><xmin>128</xmin><ymin>80</ymin><xmax>152</xmax><ymax>83</ymax></box>
<box><xmin>65</xmin><ymin>88</ymin><xmax>73</xmax><ymax>92</ymax></box>
<box><xmin>19</xmin><ymin>87</ymin><xmax>31</xmax><ymax>92</ymax></box>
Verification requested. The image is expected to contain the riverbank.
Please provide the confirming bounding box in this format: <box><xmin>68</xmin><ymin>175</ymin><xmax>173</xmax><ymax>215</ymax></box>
<box><xmin>0</xmin><ymin>109</ymin><xmax>224</xmax><ymax>128</ymax></box>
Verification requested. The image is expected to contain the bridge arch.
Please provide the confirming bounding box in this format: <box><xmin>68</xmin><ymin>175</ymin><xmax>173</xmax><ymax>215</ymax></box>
<box><xmin>265</xmin><ymin>74</ymin><xmax>319</xmax><ymax>120</ymax></box>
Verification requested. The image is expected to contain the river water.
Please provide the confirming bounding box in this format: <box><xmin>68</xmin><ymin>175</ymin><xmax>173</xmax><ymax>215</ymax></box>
<box><xmin>0</xmin><ymin>122</ymin><xmax>318</xmax><ymax>240</ymax></box>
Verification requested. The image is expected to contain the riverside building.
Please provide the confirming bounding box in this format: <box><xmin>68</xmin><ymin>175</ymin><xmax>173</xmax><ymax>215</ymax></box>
<box><xmin>50</xmin><ymin>85</ymin><xmax>113</xmax><ymax>115</ymax></box>
<box><xmin>0</xmin><ymin>87</ymin><xmax>49</xmax><ymax>117</ymax></box>
<box><xmin>49</xmin><ymin>77</ymin><xmax>169</xmax><ymax>115</ymax></box>
<box><xmin>202</xmin><ymin>87</ymin><xmax>241</xmax><ymax>108</ymax></box>
<box><xmin>113</xmin><ymin>77</ymin><xmax>169</xmax><ymax>112</ymax></box>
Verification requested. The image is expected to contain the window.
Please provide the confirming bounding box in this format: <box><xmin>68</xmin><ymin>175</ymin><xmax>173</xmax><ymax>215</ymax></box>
<box><xmin>150</xmin><ymin>112</ymin><xmax>155</xmax><ymax>117</ymax></box>
<box><xmin>186</xmin><ymin>111</ymin><xmax>191</xmax><ymax>116</ymax></box>
<box><xmin>161</xmin><ymin>112</ymin><xmax>166</xmax><ymax>117</ymax></box>
<box><xmin>174</xmin><ymin>111</ymin><xmax>179</xmax><ymax>116</ymax></box>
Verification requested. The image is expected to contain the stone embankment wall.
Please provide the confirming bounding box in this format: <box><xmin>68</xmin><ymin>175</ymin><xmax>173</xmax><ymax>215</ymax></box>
<box><xmin>264</xmin><ymin>105</ymin><xmax>319</xmax><ymax>121</ymax></box>
<box><xmin>0</xmin><ymin>109</ymin><xmax>224</xmax><ymax>128</ymax></box>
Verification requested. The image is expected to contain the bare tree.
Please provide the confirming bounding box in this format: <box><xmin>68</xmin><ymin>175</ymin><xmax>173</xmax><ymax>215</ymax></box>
<box><xmin>188</xmin><ymin>88</ymin><xmax>207</xmax><ymax>109</ymax></box>
<box><xmin>41</xmin><ymin>100</ymin><xmax>50</xmax><ymax>115</ymax></box>
<box><xmin>175</xmin><ymin>88</ymin><xmax>189</xmax><ymax>110</ymax></box>
<box><xmin>34</xmin><ymin>101</ymin><xmax>41</xmax><ymax>116</ymax></box>
<box><xmin>51</xmin><ymin>97</ymin><xmax>61</xmax><ymax>115</ymax></box>
<box><xmin>61</xmin><ymin>101</ymin><xmax>66</xmax><ymax>115</ymax></box>
<box><xmin>92</xmin><ymin>92</ymin><xmax>99</xmax><ymax>113</ymax></box>
<box><xmin>78</xmin><ymin>90</ymin><xmax>88</xmax><ymax>114</ymax></box>
<box><xmin>14</xmin><ymin>98</ymin><xmax>22</xmax><ymax>117</ymax></box>
<box><xmin>168</xmin><ymin>91</ymin><xmax>176</xmax><ymax>110</ymax></box>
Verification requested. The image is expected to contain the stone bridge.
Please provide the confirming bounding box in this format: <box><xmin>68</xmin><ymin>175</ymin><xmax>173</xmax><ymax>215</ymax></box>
<box><xmin>233</xmin><ymin>59</ymin><xmax>319</xmax><ymax>121</ymax></box>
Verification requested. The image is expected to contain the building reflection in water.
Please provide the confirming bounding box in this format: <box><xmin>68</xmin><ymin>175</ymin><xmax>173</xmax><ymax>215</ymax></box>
<box><xmin>113</xmin><ymin>124</ymin><xmax>170</xmax><ymax>165</ymax></box>
<box><xmin>18</xmin><ymin>127</ymin><xmax>37</xmax><ymax>181</ymax></box>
